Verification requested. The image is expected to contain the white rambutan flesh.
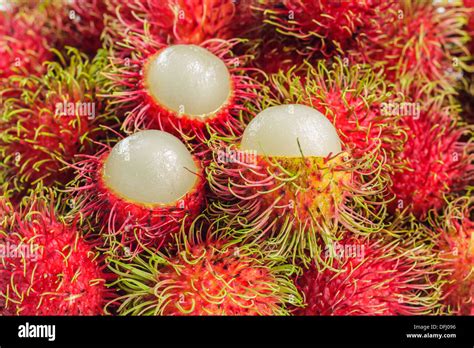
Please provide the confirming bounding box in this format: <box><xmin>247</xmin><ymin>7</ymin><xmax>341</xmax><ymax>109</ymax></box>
<box><xmin>240</xmin><ymin>104</ymin><xmax>342</xmax><ymax>157</ymax></box>
<box><xmin>102</xmin><ymin>130</ymin><xmax>198</xmax><ymax>205</ymax></box>
<box><xmin>145</xmin><ymin>44</ymin><xmax>231</xmax><ymax>117</ymax></box>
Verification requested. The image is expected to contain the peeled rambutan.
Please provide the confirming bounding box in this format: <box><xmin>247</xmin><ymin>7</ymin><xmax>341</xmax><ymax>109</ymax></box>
<box><xmin>207</xmin><ymin>103</ymin><xmax>386</xmax><ymax>265</ymax></box>
<box><xmin>0</xmin><ymin>9</ymin><xmax>52</xmax><ymax>79</ymax></box>
<box><xmin>107</xmin><ymin>215</ymin><xmax>302</xmax><ymax>315</ymax></box>
<box><xmin>70</xmin><ymin>130</ymin><xmax>205</xmax><ymax>256</ymax></box>
<box><xmin>260</xmin><ymin>0</ymin><xmax>397</xmax><ymax>56</ymax></box>
<box><xmin>0</xmin><ymin>48</ymin><xmax>110</xmax><ymax>195</ymax></box>
<box><xmin>102</xmin><ymin>37</ymin><xmax>259</xmax><ymax>148</ymax></box>
<box><xmin>259</xmin><ymin>59</ymin><xmax>405</xmax><ymax>173</ymax></box>
<box><xmin>388</xmin><ymin>101</ymin><xmax>473</xmax><ymax>219</ymax></box>
<box><xmin>428</xmin><ymin>197</ymin><xmax>473</xmax><ymax>315</ymax></box>
<box><xmin>103</xmin><ymin>0</ymin><xmax>260</xmax><ymax>47</ymax></box>
<box><xmin>0</xmin><ymin>190</ymin><xmax>113</xmax><ymax>315</ymax></box>
<box><xmin>295</xmin><ymin>235</ymin><xmax>441</xmax><ymax>315</ymax></box>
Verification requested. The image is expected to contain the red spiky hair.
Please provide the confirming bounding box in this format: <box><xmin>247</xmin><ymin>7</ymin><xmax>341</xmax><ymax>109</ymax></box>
<box><xmin>104</xmin><ymin>0</ymin><xmax>259</xmax><ymax>47</ymax></box>
<box><xmin>0</xmin><ymin>49</ymin><xmax>110</xmax><ymax>194</ymax></box>
<box><xmin>261</xmin><ymin>0</ymin><xmax>397</xmax><ymax>56</ymax></box>
<box><xmin>102</xmin><ymin>34</ymin><xmax>259</xmax><ymax>149</ymax></box>
<box><xmin>0</xmin><ymin>9</ymin><xmax>52</xmax><ymax>79</ymax></box>
<box><xmin>0</xmin><ymin>190</ymin><xmax>113</xmax><ymax>315</ymax></box>
<box><xmin>296</xmin><ymin>235</ymin><xmax>440</xmax><ymax>315</ymax></box>
<box><xmin>354</xmin><ymin>0</ymin><xmax>470</xmax><ymax>97</ymax></box>
<box><xmin>429</xmin><ymin>197</ymin><xmax>473</xmax><ymax>315</ymax></box>
<box><xmin>107</xmin><ymin>215</ymin><xmax>302</xmax><ymax>315</ymax></box>
<box><xmin>69</xmin><ymin>133</ymin><xmax>206</xmax><ymax>257</ymax></box>
<box><xmin>388</xmin><ymin>100</ymin><xmax>473</xmax><ymax>219</ymax></box>
<box><xmin>11</xmin><ymin>0</ymin><xmax>109</xmax><ymax>56</ymax></box>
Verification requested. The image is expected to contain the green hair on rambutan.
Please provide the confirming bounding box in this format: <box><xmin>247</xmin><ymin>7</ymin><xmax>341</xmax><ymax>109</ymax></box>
<box><xmin>106</xmin><ymin>214</ymin><xmax>303</xmax><ymax>316</ymax></box>
<box><xmin>0</xmin><ymin>47</ymin><xmax>114</xmax><ymax>196</ymax></box>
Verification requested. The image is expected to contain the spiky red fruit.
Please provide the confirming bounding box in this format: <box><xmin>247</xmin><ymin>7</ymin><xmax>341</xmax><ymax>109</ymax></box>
<box><xmin>0</xmin><ymin>49</ymin><xmax>109</xmax><ymax>194</ymax></box>
<box><xmin>71</xmin><ymin>130</ymin><xmax>206</xmax><ymax>256</ymax></box>
<box><xmin>296</xmin><ymin>236</ymin><xmax>440</xmax><ymax>315</ymax></box>
<box><xmin>430</xmin><ymin>197</ymin><xmax>473</xmax><ymax>315</ymax></box>
<box><xmin>0</xmin><ymin>10</ymin><xmax>52</xmax><ymax>79</ymax></box>
<box><xmin>388</xmin><ymin>102</ymin><xmax>473</xmax><ymax>219</ymax></box>
<box><xmin>104</xmin><ymin>0</ymin><xmax>259</xmax><ymax>47</ymax></box>
<box><xmin>353</xmin><ymin>0</ymin><xmax>470</xmax><ymax>97</ymax></box>
<box><xmin>0</xmin><ymin>192</ymin><xmax>112</xmax><ymax>315</ymax></box>
<box><xmin>261</xmin><ymin>0</ymin><xmax>396</xmax><ymax>56</ymax></box>
<box><xmin>12</xmin><ymin>0</ymin><xmax>109</xmax><ymax>56</ymax></box>
<box><xmin>107</xmin><ymin>216</ymin><xmax>302</xmax><ymax>315</ymax></box>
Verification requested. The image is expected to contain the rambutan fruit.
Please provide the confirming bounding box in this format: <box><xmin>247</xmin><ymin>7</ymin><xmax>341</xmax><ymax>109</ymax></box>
<box><xmin>70</xmin><ymin>130</ymin><xmax>205</xmax><ymax>256</ymax></box>
<box><xmin>102</xmin><ymin>37</ymin><xmax>259</xmax><ymax>149</ymax></box>
<box><xmin>258</xmin><ymin>59</ymin><xmax>405</xmax><ymax>173</ymax></box>
<box><xmin>260</xmin><ymin>0</ymin><xmax>397</xmax><ymax>57</ymax></box>
<box><xmin>0</xmin><ymin>9</ymin><xmax>52</xmax><ymax>79</ymax></box>
<box><xmin>107</xmin><ymin>215</ymin><xmax>302</xmax><ymax>315</ymax></box>
<box><xmin>388</xmin><ymin>101</ymin><xmax>473</xmax><ymax>219</ymax></box>
<box><xmin>11</xmin><ymin>0</ymin><xmax>109</xmax><ymax>56</ymax></box>
<box><xmin>0</xmin><ymin>48</ymin><xmax>110</xmax><ymax>195</ymax></box>
<box><xmin>103</xmin><ymin>0</ymin><xmax>260</xmax><ymax>47</ymax></box>
<box><xmin>0</xmin><ymin>190</ymin><xmax>113</xmax><ymax>315</ymax></box>
<box><xmin>295</xmin><ymin>235</ymin><xmax>441</xmax><ymax>315</ymax></box>
<box><xmin>353</xmin><ymin>0</ymin><xmax>471</xmax><ymax>99</ymax></box>
<box><xmin>207</xmin><ymin>103</ymin><xmax>387</xmax><ymax>265</ymax></box>
<box><xmin>429</xmin><ymin>196</ymin><xmax>473</xmax><ymax>315</ymax></box>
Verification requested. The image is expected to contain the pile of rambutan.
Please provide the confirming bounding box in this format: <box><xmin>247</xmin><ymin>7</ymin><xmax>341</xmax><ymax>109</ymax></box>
<box><xmin>0</xmin><ymin>0</ymin><xmax>472</xmax><ymax>317</ymax></box>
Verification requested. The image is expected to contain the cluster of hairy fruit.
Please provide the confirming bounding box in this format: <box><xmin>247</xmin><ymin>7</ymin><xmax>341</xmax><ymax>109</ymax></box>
<box><xmin>0</xmin><ymin>0</ymin><xmax>473</xmax><ymax>317</ymax></box>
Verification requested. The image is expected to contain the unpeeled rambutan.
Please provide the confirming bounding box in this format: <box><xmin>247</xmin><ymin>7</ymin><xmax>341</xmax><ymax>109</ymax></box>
<box><xmin>0</xmin><ymin>48</ymin><xmax>110</xmax><ymax>195</ymax></box>
<box><xmin>260</xmin><ymin>0</ymin><xmax>397</xmax><ymax>56</ymax></box>
<box><xmin>207</xmin><ymin>102</ymin><xmax>386</xmax><ymax>265</ymax></box>
<box><xmin>70</xmin><ymin>130</ymin><xmax>205</xmax><ymax>256</ymax></box>
<box><xmin>107</xmin><ymin>215</ymin><xmax>302</xmax><ymax>315</ymax></box>
<box><xmin>353</xmin><ymin>0</ymin><xmax>470</xmax><ymax>99</ymax></box>
<box><xmin>388</xmin><ymin>101</ymin><xmax>473</xmax><ymax>219</ymax></box>
<box><xmin>295</xmin><ymin>235</ymin><xmax>441</xmax><ymax>315</ymax></box>
<box><xmin>0</xmin><ymin>190</ymin><xmax>112</xmax><ymax>315</ymax></box>
<box><xmin>104</xmin><ymin>0</ymin><xmax>259</xmax><ymax>47</ymax></box>
<box><xmin>12</xmin><ymin>0</ymin><xmax>109</xmax><ymax>56</ymax></box>
<box><xmin>0</xmin><ymin>9</ymin><xmax>52</xmax><ymax>79</ymax></box>
<box><xmin>429</xmin><ymin>196</ymin><xmax>473</xmax><ymax>315</ymax></box>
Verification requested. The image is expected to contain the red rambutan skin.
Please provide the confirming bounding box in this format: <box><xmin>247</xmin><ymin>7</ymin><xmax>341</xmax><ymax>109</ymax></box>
<box><xmin>13</xmin><ymin>0</ymin><xmax>109</xmax><ymax>56</ymax></box>
<box><xmin>261</xmin><ymin>0</ymin><xmax>396</xmax><ymax>56</ymax></box>
<box><xmin>0</xmin><ymin>10</ymin><xmax>52</xmax><ymax>79</ymax></box>
<box><xmin>296</xmin><ymin>237</ymin><xmax>437</xmax><ymax>316</ymax></box>
<box><xmin>431</xmin><ymin>197</ymin><xmax>473</xmax><ymax>315</ymax></box>
<box><xmin>103</xmin><ymin>37</ymin><xmax>259</xmax><ymax>149</ymax></box>
<box><xmin>0</xmin><ymin>196</ymin><xmax>112</xmax><ymax>315</ymax></box>
<box><xmin>158</xmin><ymin>242</ymin><xmax>286</xmax><ymax>315</ymax></box>
<box><xmin>104</xmin><ymin>0</ymin><xmax>260</xmax><ymax>46</ymax></box>
<box><xmin>0</xmin><ymin>49</ymin><xmax>109</xmax><ymax>194</ymax></box>
<box><xmin>70</xmin><ymin>142</ymin><xmax>206</xmax><ymax>256</ymax></box>
<box><xmin>388</xmin><ymin>103</ymin><xmax>473</xmax><ymax>219</ymax></box>
<box><xmin>107</xmin><ymin>219</ymin><xmax>302</xmax><ymax>316</ymax></box>
<box><xmin>352</xmin><ymin>1</ymin><xmax>470</xmax><ymax>98</ymax></box>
